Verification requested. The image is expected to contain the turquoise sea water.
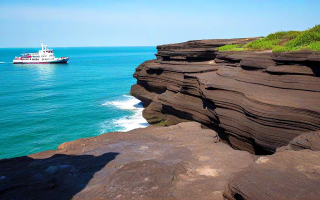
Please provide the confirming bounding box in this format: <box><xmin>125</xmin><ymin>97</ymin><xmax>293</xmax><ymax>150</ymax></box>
<box><xmin>0</xmin><ymin>47</ymin><xmax>156</xmax><ymax>159</ymax></box>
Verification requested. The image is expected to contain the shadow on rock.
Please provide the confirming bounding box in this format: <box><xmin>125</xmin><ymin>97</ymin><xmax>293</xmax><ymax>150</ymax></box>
<box><xmin>0</xmin><ymin>152</ymin><xmax>119</xmax><ymax>200</ymax></box>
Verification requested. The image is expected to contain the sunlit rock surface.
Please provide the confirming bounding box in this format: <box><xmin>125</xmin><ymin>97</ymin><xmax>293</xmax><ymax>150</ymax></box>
<box><xmin>0</xmin><ymin>122</ymin><xmax>254</xmax><ymax>200</ymax></box>
<box><xmin>1</xmin><ymin>38</ymin><xmax>320</xmax><ymax>200</ymax></box>
<box><xmin>131</xmin><ymin>39</ymin><xmax>320</xmax><ymax>154</ymax></box>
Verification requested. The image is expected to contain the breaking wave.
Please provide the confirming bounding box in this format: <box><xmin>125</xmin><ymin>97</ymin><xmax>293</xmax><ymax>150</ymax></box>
<box><xmin>101</xmin><ymin>95</ymin><xmax>149</xmax><ymax>133</ymax></box>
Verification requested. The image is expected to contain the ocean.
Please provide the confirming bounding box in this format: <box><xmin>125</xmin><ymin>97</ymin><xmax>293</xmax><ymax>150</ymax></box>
<box><xmin>0</xmin><ymin>47</ymin><xmax>156</xmax><ymax>159</ymax></box>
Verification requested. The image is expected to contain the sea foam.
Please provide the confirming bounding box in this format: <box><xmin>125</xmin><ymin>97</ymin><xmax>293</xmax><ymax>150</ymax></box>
<box><xmin>101</xmin><ymin>95</ymin><xmax>149</xmax><ymax>132</ymax></box>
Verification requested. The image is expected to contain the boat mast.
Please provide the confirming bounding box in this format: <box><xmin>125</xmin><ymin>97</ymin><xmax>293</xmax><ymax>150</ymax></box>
<box><xmin>40</xmin><ymin>39</ymin><xmax>44</xmax><ymax>51</ymax></box>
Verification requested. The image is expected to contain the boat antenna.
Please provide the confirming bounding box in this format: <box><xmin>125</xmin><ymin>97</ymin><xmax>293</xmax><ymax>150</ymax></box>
<box><xmin>40</xmin><ymin>39</ymin><xmax>43</xmax><ymax>50</ymax></box>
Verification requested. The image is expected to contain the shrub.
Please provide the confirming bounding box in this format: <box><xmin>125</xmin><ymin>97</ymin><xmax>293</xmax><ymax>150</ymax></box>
<box><xmin>307</xmin><ymin>41</ymin><xmax>320</xmax><ymax>51</ymax></box>
<box><xmin>245</xmin><ymin>31</ymin><xmax>301</xmax><ymax>50</ymax></box>
<box><xmin>217</xmin><ymin>24</ymin><xmax>320</xmax><ymax>53</ymax></box>
<box><xmin>280</xmin><ymin>25</ymin><xmax>320</xmax><ymax>52</ymax></box>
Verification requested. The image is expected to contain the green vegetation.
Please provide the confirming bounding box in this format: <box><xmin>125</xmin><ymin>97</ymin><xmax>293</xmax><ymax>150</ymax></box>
<box><xmin>246</xmin><ymin>31</ymin><xmax>301</xmax><ymax>50</ymax></box>
<box><xmin>307</xmin><ymin>41</ymin><xmax>320</xmax><ymax>51</ymax></box>
<box><xmin>157</xmin><ymin>120</ymin><xmax>167</xmax><ymax>126</ymax></box>
<box><xmin>217</xmin><ymin>44</ymin><xmax>245</xmax><ymax>51</ymax></box>
<box><xmin>218</xmin><ymin>25</ymin><xmax>320</xmax><ymax>53</ymax></box>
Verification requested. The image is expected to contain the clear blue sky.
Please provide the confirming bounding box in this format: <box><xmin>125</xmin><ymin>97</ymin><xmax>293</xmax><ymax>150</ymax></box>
<box><xmin>0</xmin><ymin>0</ymin><xmax>319</xmax><ymax>47</ymax></box>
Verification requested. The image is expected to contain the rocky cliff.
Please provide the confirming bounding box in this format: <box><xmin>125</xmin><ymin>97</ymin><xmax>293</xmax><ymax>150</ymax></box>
<box><xmin>2</xmin><ymin>122</ymin><xmax>319</xmax><ymax>200</ymax></box>
<box><xmin>1</xmin><ymin>38</ymin><xmax>320</xmax><ymax>200</ymax></box>
<box><xmin>130</xmin><ymin>38</ymin><xmax>320</xmax><ymax>154</ymax></box>
<box><xmin>0</xmin><ymin>122</ymin><xmax>254</xmax><ymax>200</ymax></box>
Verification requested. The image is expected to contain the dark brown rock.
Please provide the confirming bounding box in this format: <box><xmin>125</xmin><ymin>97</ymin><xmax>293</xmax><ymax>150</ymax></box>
<box><xmin>130</xmin><ymin>84</ymin><xmax>155</xmax><ymax>107</ymax></box>
<box><xmin>277</xmin><ymin>130</ymin><xmax>320</xmax><ymax>152</ymax></box>
<box><xmin>223</xmin><ymin>150</ymin><xmax>320</xmax><ymax>200</ymax></box>
<box><xmin>131</xmin><ymin>39</ymin><xmax>320</xmax><ymax>154</ymax></box>
<box><xmin>0</xmin><ymin>122</ymin><xmax>254</xmax><ymax>200</ymax></box>
<box><xmin>290</xmin><ymin>131</ymin><xmax>320</xmax><ymax>151</ymax></box>
<box><xmin>156</xmin><ymin>38</ymin><xmax>260</xmax><ymax>61</ymax></box>
<box><xmin>273</xmin><ymin>51</ymin><xmax>320</xmax><ymax>63</ymax></box>
<box><xmin>3</xmin><ymin>38</ymin><xmax>320</xmax><ymax>200</ymax></box>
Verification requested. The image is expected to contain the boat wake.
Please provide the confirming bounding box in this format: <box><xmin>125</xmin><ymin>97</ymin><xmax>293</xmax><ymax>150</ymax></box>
<box><xmin>0</xmin><ymin>62</ymin><xmax>6</xmax><ymax>64</ymax></box>
<box><xmin>101</xmin><ymin>95</ymin><xmax>149</xmax><ymax>133</ymax></box>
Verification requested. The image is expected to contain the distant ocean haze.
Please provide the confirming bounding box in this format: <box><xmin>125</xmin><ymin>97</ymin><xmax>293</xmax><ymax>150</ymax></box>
<box><xmin>0</xmin><ymin>46</ymin><xmax>156</xmax><ymax>159</ymax></box>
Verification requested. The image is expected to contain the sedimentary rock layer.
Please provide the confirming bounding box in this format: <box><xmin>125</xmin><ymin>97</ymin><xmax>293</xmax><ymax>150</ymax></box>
<box><xmin>0</xmin><ymin>122</ymin><xmax>255</xmax><ymax>200</ymax></box>
<box><xmin>2</xmin><ymin>38</ymin><xmax>320</xmax><ymax>199</ymax></box>
<box><xmin>223</xmin><ymin>149</ymin><xmax>320</xmax><ymax>200</ymax></box>
<box><xmin>131</xmin><ymin>39</ymin><xmax>320</xmax><ymax>154</ymax></box>
<box><xmin>2</xmin><ymin>122</ymin><xmax>318</xmax><ymax>200</ymax></box>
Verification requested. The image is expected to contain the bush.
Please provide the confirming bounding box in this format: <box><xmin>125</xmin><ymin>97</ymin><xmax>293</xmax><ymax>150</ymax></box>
<box><xmin>245</xmin><ymin>31</ymin><xmax>301</xmax><ymax>50</ymax></box>
<box><xmin>217</xmin><ymin>25</ymin><xmax>320</xmax><ymax>53</ymax></box>
<box><xmin>307</xmin><ymin>41</ymin><xmax>320</xmax><ymax>51</ymax></box>
<box><xmin>281</xmin><ymin>25</ymin><xmax>320</xmax><ymax>52</ymax></box>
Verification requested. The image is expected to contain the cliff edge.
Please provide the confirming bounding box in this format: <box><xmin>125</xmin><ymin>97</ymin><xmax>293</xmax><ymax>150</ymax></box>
<box><xmin>0</xmin><ymin>122</ymin><xmax>253</xmax><ymax>200</ymax></box>
<box><xmin>1</xmin><ymin>38</ymin><xmax>320</xmax><ymax>200</ymax></box>
<box><xmin>130</xmin><ymin>38</ymin><xmax>320</xmax><ymax>154</ymax></box>
<box><xmin>2</xmin><ymin>122</ymin><xmax>319</xmax><ymax>200</ymax></box>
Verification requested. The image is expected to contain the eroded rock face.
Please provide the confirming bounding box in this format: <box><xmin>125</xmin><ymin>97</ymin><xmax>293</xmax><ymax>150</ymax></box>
<box><xmin>2</xmin><ymin>38</ymin><xmax>320</xmax><ymax>199</ymax></box>
<box><xmin>277</xmin><ymin>130</ymin><xmax>320</xmax><ymax>152</ymax></box>
<box><xmin>131</xmin><ymin>39</ymin><xmax>320</xmax><ymax>154</ymax></box>
<box><xmin>1</xmin><ymin>122</ymin><xmax>319</xmax><ymax>200</ymax></box>
<box><xmin>0</xmin><ymin>122</ymin><xmax>255</xmax><ymax>200</ymax></box>
<box><xmin>223</xmin><ymin>150</ymin><xmax>320</xmax><ymax>200</ymax></box>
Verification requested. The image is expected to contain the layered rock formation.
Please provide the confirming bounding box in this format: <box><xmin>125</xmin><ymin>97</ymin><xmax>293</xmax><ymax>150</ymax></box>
<box><xmin>0</xmin><ymin>122</ymin><xmax>256</xmax><ymax>200</ymax></box>
<box><xmin>131</xmin><ymin>39</ymin><xmax>320</xmax><ymax>154</ymax></box>
<box><xmin>1</xmin><ymin>122</ymin><xmax>319</xmax><ymax>200</ymax></box>
<box><xmin>224</xmin><ymin>130</ymin><xmax>320</xmax><ymax>200</ymax></box>
<box><xmin>1</xmin><ymin>38</ymin><xmax>320</xmax><ymax>200</ymax></box>
<box><xmin>224</xmin><ymin>148</ymin><xmax>320</xmax><ymax>200</ymax></box>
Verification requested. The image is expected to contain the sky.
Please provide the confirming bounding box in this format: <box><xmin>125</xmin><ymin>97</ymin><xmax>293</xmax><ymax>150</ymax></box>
<box><xmin>0</xmin><ymin>0</ymin><xmax>319</xmax><ymax>47</ymax></box>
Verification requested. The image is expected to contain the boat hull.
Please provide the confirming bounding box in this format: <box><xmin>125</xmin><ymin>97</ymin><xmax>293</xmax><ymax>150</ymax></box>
<box><xmin>13</xmin><ymin>58</ymin><xmax>69</xmax><ymax>64</ymax></box>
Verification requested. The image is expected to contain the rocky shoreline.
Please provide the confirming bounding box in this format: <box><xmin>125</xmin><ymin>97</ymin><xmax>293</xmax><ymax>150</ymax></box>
<box><xmin>3</xmin><ymin>121</ymin><xmax>319</xmax><ymax>200</ymax></box>
<box><xmin>131</xmin><ymin>38</ymin><xmax>320</xmax><ymax>154</ymax></box>
<box><xmin>1</xmin><ymin>38</ymin><xmax>320</xmax><ymax>200</ymax></box>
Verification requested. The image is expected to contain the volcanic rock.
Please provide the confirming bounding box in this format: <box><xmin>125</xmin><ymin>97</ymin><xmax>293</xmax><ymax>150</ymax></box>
<box><xmin>0</xmin><ymin>122</ymin><xmax>255</xmax><ymax>200</ymax></box>
<box><xmin>131</xmin><ymin>39</ymin><xmax>320</xmax><ymax>154</ymax></box>
<box><xmin>277</xmin><ymin>130</ymin><xmax>320</xmax><ymax>152</ymax></box>
<box><xmin>2</xmin><ymin>38</ymin><xmax>320</xmax><ymax>200</ymax></box>
<box><xmin>223</xmin><ymin>149</ymin><xmax>320</xmax><ymax>200</ymax></box>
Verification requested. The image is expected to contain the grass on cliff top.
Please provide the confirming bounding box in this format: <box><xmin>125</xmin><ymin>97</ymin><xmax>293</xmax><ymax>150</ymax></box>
<box><xmin>218</xmin><ymin>24</ymin><xmax>320</xmax><ymax>52</ymax></box>
<box><xmin>217</xmin><ymin>44</ymin><xmax>245</xmax><ymax>51</ymax></box>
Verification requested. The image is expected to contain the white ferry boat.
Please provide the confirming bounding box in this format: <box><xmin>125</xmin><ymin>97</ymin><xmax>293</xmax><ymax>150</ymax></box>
<box><xmin>13</xmin><ymin>40</ymin><xmax>69</xmax><ymax>64</ymax></box>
